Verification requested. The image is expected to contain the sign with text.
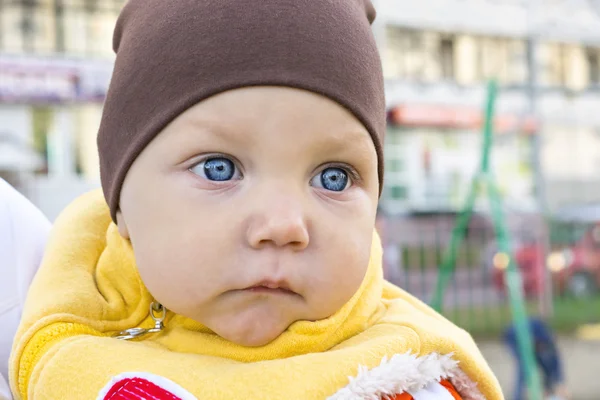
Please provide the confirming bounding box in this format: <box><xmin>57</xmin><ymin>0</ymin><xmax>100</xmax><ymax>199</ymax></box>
<box><xmin>0</xmin><ymin>56</ymin><xmax>112</xmax><ymax>103</ymax></box>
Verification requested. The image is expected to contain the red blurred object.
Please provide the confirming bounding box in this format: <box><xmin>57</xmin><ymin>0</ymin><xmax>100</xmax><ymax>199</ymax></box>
<box><xmin>552</xmin><ymin>223</ymin><xmax>600</xmax><ymax>297</ymax></box>
<box><xmin>492</xmin><ymin>243</ymin><xmax>545</xmax><ymax>298</ymax></box>
<box><xmin>492</xmin><ymin>223</ymin><xmax>600</xmax><ymax>298</ymax></box>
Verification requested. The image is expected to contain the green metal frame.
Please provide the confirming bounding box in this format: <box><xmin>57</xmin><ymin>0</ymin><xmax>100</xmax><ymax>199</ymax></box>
<box><xmin>430</xmin><ymin>80</ymin><xmax>543</xmax><ymax>399</ymax></box>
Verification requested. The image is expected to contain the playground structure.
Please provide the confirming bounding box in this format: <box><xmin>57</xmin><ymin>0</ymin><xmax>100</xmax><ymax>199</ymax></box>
<box><xmin>430</xmin><ymin>80</ymin><xmax>544</xmax><ymax>399</ymax></box>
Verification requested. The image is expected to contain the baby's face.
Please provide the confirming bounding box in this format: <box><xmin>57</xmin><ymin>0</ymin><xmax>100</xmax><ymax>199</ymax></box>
<box><xmin>117</xmin><ymin>87</ymin><xmax>379</xmax><ymax>346</ymax></box>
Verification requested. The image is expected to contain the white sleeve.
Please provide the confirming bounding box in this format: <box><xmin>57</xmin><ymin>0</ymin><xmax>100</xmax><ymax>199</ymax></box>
<box><xmin>0</xmin><ymin>372</ymin><xmax>10</xmax><ymax>400</ymax></box>
<box><xmin>0</xmin><ymin>178</ymin><xmax>51</xmax><ymax>392</ymax></box>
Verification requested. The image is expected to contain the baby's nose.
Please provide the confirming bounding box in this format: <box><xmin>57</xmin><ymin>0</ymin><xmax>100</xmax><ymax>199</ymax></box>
<box><xmin>246</xmin><ymin>206</ymin><xmax>309</xmax><ymax>251</ymax></box>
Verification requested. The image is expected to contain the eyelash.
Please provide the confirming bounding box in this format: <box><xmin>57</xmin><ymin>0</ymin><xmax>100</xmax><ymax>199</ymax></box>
<box><xmin>188</xmin><ymin>155</ymin><xmax>361</xmax><ymax>184</ymax></box>
<box><xmin>317</xmin><ymin>163</ymin><xmax>361</xmax><ymax>185</ymax></box>
<box><xmin>189</xmin><ymin>153</ymin><xmax>243</xmax><ymax>172</ymax></box>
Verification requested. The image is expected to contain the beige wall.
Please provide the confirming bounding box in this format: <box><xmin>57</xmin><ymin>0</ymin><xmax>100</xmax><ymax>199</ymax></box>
<box><xmin>73</xmin><ymin>104</ymin><xmax>102</xmax><ymax>182</ymax></box>
<box><xmin>454</xmin><ymin>35</ymin><xmax>478</xmax><ymax>85</ymax></box>
<box><xmin>542</xmin><ymin>125</ymin><xmax>600</xmax><ymax>180</ymax></box>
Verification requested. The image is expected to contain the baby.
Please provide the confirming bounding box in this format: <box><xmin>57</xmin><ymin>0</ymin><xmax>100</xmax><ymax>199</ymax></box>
<box><xmin>9</xmin><ymin>0</ymin><xmax>503</xmax><ymax>399</ymax></box>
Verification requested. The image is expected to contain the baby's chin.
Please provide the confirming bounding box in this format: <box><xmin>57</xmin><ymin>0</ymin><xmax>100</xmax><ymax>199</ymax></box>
<box><xmin>206</xmin><ymin>307</ymin><xmax>302</xmax><ymax>347</ymax></box>
<box><xmin>217</xmin><ymin>324</ymin><xmax>288</xmax><ymax>347</ymax></box>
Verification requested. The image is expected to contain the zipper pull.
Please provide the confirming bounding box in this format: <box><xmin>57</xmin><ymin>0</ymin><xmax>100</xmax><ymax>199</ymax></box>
<box><xmin>114</xmin><ymin>302</ymin><xmax>166</xmax><ymax>341</ymax></box>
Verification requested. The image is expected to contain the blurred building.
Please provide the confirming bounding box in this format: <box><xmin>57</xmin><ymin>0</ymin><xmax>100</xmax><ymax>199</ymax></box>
<box><xmin>0</xmin><ymin>0</ymin><xmax>122</xmax><ymax>219</ymax></box>
<box><xmin>374</xmin><ymin>0</ymin><xmax>600</xmax><ymax>214</ymax></box>
<box><xmin>4</xmin><ymin>0</ymin><xmax>600</xmax><ymax>219</ymax></box>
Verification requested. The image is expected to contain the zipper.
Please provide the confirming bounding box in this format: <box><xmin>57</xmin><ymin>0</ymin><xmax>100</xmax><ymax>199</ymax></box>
<box><xmin>17</xmin><ymin>322</ymin><xmax>101</xmax><ymax>400</ymax></box>
<box><xmin>16</xmin><ymin>303</ymin><xmax>166</xmax><ymax>398</ymax></box>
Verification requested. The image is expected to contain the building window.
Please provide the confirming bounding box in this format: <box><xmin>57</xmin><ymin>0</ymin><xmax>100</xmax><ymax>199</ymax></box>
<box><xmin>538</xmin><ymin>43</ymin><xmax>589</xmax><ymax>90</ymax></box>
<box><xmin>440</xmin><ymin>37</ymin><xmax>455</xmax><ymax>80</ymax></box>
<box><xmin>480</xmin><ymin>38</ymin><xmax>507</xmax><ymax>82</ymax></box>
<box><xmin>388</xmin><ymin>159</ymin><xmax>405</xmax><ymax>174</ymax></box>
<box><xmin>31</xmin><ymin>106</ymin><xmax>53</xmax><ymax>174</ymax></box>
<box><xmin>384</xmin><ymin>27</ymin><xmax>454</xmax><ymax>82</ymax></box>
<box><xmin>390</xmin><ymin>186</ymin><xmax>408</xmax><ymax>200</ymax></box>
<box><xmin>3</xmin><ymin>0</ymin><xmax>58</xmax><ymax>55</ymax></box>
<box><xmin>539</xmin><ymin>43</ymin><xmax>568</xmax><ymax>87</ymax></box>
<box><xmin>0</xmin><ymin>0</ymin><xmax>125</xmax><ymax>56</ymax></box>
<box><xmin>505</xmin><ymin>39</ymin><xmax>527</xmax><ymax>84</ymax></box>
<box><xmin>382</xmin><ymin>129</ymin><xmax>411</xmax><ymax>211</ymax></box>
<box><xmin>454</xmin><ymin>35</ymin><xmax>526</xmax><ymax>85</ymax></box>
<box><xmin>21</xmin><ymin>0</ymin><xmax>36</xmax><ymax>52</ymax></box>
<box><xmin>385</xmin><ymin>28</ymin><xmax>526</xmax><ymax>86</ymax></box>
<box><xmin>587</xmin><ymin>48</ymin><xmax>600</xmax><ymax>86</ymax></box>
<box><xmin>1</xmin><ymin>2</ymin><xmax>25</xmax><ymax>52</ymax></box>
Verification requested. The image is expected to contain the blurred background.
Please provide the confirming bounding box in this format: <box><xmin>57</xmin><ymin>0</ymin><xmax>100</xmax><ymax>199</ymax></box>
<box><xmin>2</xmin><ymin>0</ymin><xmax>600</xmax><ymax>397</ymax></box>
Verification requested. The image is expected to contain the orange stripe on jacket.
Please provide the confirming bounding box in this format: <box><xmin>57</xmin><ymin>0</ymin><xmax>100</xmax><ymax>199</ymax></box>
<box><xmin>440</xmin><ymin>380</ymin><xmax>462</xmax><ymax>400</ymax></box>
<box><xmin>389</xmin><ymin>393</ymin><xmax>413</xmax><ymax>400</ymax></box>
<box><xmin>388</xmin><ymin>380</ymin><xmax>463</xmax><ymax>400</ymax></box>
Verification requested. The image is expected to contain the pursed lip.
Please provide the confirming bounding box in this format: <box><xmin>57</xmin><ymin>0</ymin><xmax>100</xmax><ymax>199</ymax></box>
<box><xmin>242</xmin><ymin>279</ymin><xmax>298</xmax><ymax>295</ymax></box>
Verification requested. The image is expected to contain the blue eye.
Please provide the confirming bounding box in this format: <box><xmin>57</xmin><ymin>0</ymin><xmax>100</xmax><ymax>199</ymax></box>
<box><xmin>191</xmin><ymin>157</ymin><xmax>238</xmax><ymax>181</ymax></box>
<box><xmin>312</xmin><ymin>167</ymin><xmax>350</xmax><ymax>192</ymax></box>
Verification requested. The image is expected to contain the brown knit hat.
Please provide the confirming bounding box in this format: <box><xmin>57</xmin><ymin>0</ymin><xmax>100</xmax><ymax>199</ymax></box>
<box><xmin>98</xmin><ymin>0</ymin><xmax>386</xmax><ymax>220</ymax></box>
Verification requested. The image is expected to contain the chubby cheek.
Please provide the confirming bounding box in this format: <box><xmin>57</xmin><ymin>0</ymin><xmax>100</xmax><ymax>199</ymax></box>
<box><xmin>132</xmin><ymin>239</ymin><xmax>196</xmax><ymax>311</ymax></box>
<box><xmin>309</xmin><ymin>223</ymin><xmax>373</xmax><ymax>318</ymax></box>
<box><xmin>128</xmin><ymin>208</ymin><xmax>230</xmax><ymax>314</ymax></box>
<box><xmin>134</xmin><ymin>242</ymin><xmax>227</xmax><ymax>319</ymax></box>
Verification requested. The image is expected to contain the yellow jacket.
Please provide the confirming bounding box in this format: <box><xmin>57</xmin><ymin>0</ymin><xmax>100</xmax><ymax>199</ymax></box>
<box><xmin>10</xmin><ymin>190</ymin><xmax>503</xmax><ymax>399</ymax></box>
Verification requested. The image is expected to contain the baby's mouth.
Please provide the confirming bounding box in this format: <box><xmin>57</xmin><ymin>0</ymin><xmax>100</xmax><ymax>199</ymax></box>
<box><xmin>247</xmin><ymin>286</ymin><xmax>295</xmax><ymax>295</ymax></box>
<box><xmin>244</xmin><ymin>280</ymin><xmax>297</xmax><ymax>295</ymax></box>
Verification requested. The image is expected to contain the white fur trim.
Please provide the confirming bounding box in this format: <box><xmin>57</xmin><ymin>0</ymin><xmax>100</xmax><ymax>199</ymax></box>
<box><xmin>448</xmin><ymin>368</ymin><xmax>486</xmax><ymax>400</ymax></box>
<box><xmin>328</xmin><ymin>352</ymin><xmax>486</xmax><ymax>400</ymax></box>
<box><xmin>97</xmin><ymin>372</ymin><xmax>197</xmax><ymax>400</ymax></box>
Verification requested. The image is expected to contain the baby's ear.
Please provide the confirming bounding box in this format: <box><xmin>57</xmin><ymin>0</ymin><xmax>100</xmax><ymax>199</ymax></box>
<box><xmin>116</xmin><ymin>210</ymin><xmax>130</xmax><ymax>239</ymax></box>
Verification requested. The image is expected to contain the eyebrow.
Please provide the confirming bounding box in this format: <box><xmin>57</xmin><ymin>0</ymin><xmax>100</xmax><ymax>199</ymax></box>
<box><xmin>183</xmin><ymin>117</ymin><xmax>247</xmax><ymax>141</ymax></box>
<box><xmin>177</xmin><ymin>113</ymin><xmax>373</xmax><ymax>145</ymax></box>
<box><xmin>169</xmin><ymin>113</ymin><xmax>375</xmax><ymax>163</ymax></box>
<box><xmin>311</xmin><ymin>129</ymin><xmax>375</xmax><ymax>155</ymax></box>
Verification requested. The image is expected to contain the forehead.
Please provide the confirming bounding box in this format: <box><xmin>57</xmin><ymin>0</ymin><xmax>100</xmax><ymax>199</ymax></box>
<box><xmin>156</xmin><ymin>86</ymin><xmax>376</xmax><ymax>155</ymax></box>
<box><xmin>180</xmin><ymin>87</ymin><xmax>364</xmax><ymax>128</ymax></box>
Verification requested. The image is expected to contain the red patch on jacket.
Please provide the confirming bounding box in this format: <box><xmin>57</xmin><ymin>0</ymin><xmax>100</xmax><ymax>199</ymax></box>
<box><xmin>102</xmin><ymin>377</ymin><xmax>182</xmax><ymax>400</ymax></box>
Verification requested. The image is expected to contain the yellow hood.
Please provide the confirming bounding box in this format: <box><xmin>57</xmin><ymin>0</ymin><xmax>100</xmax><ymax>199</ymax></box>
<box><xmin>10</xmin><ymin>190</ymin><xmax>502</xmax><ymax>399</ymax></box>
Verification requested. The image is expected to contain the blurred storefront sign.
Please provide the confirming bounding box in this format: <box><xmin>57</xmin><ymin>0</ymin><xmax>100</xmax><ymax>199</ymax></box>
<box><xmin>0</xmin><ymin>56</ymin><xmax>112</xmax><ymax>103</ymax></box>
<box><xmin>383</xmin><ymin>103</ymin><xmax>537</xmax><ymax>214</ymax></box>
<box><xmin>0</xmin><ymin>67</ymin><xmax>78</xmax><ymax>103</ymax></box>
<box><xmin>388</xmin><ymin>104</ymin><xmax>537</xmax><ymax>134</ymax></box>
